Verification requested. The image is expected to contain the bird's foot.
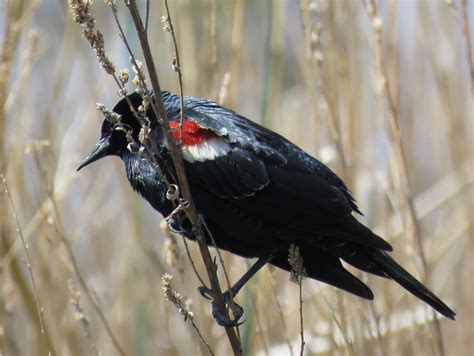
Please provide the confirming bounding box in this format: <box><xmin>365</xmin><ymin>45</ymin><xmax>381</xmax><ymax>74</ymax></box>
<box><xmin>167</xmin><ymin>213</ymin><xmax>205</xmax><ymax>239</ymax></box>
<box><xmin>197</xmin><ymin>286</ymin><xmax>244</xmax><ymax>327</ymax></box>
<box><xmin>197</xmin><ymin>285</ymin><xmax>213</xmax><ymax>300</ymax></box>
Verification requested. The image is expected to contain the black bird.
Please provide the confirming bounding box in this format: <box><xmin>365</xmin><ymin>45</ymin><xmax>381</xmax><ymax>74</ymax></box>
<box><xmin>78</xmin><ymin>91</ymin><xmax>455</xmax><ymax>325</ymax></box>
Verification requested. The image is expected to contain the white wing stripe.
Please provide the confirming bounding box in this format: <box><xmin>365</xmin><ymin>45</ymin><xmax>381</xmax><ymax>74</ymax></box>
<box><xmin>181</xmin><ymin>137</ymin><xmax>231</xmax><ymax>162</ymax></box>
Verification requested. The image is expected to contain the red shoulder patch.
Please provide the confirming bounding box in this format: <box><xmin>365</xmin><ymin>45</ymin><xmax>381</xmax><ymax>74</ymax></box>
<box><xmin>169</xmin><ymin>120</ymin><xmax>214</xmax><ymax>146</ymax></box>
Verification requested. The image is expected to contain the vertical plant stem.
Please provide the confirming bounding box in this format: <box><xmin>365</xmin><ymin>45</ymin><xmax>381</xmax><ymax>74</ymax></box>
<box><xmin>2</xmin><ymin>177</ymin><xmax>45</xmax><ymax>334</ymax></box>
<box><xmin>299</xmin><ymin>0</ymin><xmax>349</xmax><ymax>181</ymax></box>
<box><xmin>298</xmin><ymin>279</ymin><xmax>305</xmax><ymax>356</ymax></box>
<box><xmin>228</xmin><ymin>0</ymin><xmax>245</xmax><ymax>107</ymax></box>
<box><xmin>164</xmin><ymin>0</ymin><xmax>240</xmax><ymax>340</ymax></box>
<box><xmin>50</xmin><ymin>198</ymin><xmax>126</xmax><ymax>356</ymax></box>
<box><xmin>299</xmin><ymin>2</ymin><xmax>354</xmax><ymax>344</ymax></box>
<box><xmin>1</xmin><ymin>235</ymin><xmax>56</xmax><ymax>355</ymax></box>
<box><xmin>460</xmin><ymin>0</ymin><xmax>473</xmax><ymax>94</ymax></box>
<box><xmin>126</xmin><ymin>1</ymin><xmax>242</xmax><ymax>354</ymax></box>
<box><xmin>1</xmin><ymin>175</ymin><xmax>56</xmax><ymax>356</ymax></box>
<box><xmin>363</xmin><ymin>1</ymin><xmax>447</xmax><ymax>355</ymax></box>
<box><xmin>166</xmin><ymin>0</ymin><xmax>238</xmax><ymax>329</ymax></box>
<box><xmin>209</xmin><ymin>0</ymin><xmax>218</xmax><ymax>99</ymax></box>
<box><xmin>268</xmin><ymin>269</ymin><xmax>294</xmax><ymax>356</ymax></box>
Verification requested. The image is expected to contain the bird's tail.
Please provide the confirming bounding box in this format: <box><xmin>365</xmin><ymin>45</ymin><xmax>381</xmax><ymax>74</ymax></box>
<box><xmin>371</xmin><ymin>250</ymin><xmax>455</xmax><ymax>320</ymax></box>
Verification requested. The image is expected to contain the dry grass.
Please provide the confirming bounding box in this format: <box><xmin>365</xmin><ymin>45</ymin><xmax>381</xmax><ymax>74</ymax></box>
<box><xmin>1</xmin><ymin>0</ymin><xmax>472</xmax><ymax>355</ymax></box>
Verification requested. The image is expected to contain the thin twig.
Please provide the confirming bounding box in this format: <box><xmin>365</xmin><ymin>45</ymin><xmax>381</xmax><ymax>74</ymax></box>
<box><xmin>181</xmin><ymin>235</ymin><xmax>208</xmax><ymax>288</ymax></box>
<box><xmin>201</xmin><ymin>218</ymin><xmax>238</xmax><ymax>310</ymax></box>
<box><xmin>161</xmin><ymin>273</ymin><xmax>215</xmax><ymax>355</ymax></box>
<box><xmin>298</xmin><ymin>278</ymin><xmax>305</xmax><ymax>356</ymax></box>
<box><xmin>1</xmin><ymin>227</ymin><xmax>57</xmax><ymax>355</ymax></box>
<box><xmin>247</xmin><ymin>281</ymin><xmax>271</xmax><ymax>356</ymax></box>
<box><xmin>108</xmin><ymin>4</ymin><xmax>178</xmax><ymax>187</ymax></box>
<box><xmin>125</xmin><ymin>1</ymin><xmax>242</xmax><ymax>354</ymax></box>
<box><xmin>288</xmin><ymin>245</ymin><xmax>306</xmax><ymax>356</ymax></box>
<box><xmin>298</xmin><ymin>0</ymin><xmax>353</xmax><ymax>342</ymax></box>
<box><xmin>298</xmin><ymin>0</ymin><xmax>349</xmax><ymax>181</ymax></box>
<box><xmin>1</xmin><ymin>175</ymin><xmax>50</xmax><ymax>353</ymax></box>
<box><xmin>228</xmin><ymin>0</ymin><xmax>245</xmax><ymax>107</ymax></box>
<box><xmin>68</xmin><ymin>280</ymin><xmax>101</xmax><ymax>356</ymax></box>
<box><xmin>368</xmin><ymin>303</ymin><xmax>386</xmax><ymax>356</ymax></box>
<box><xmin>320</xmin><ymin>291</ymin><xmax>355</xmax><ymax>355</ymax></box>
<box><xmin>209</xmin><ymin>0</ymin><xmax>218</xmax><ymax>99</ymax></box>
<box><xmin>460</xmin><ymin>0</ymin><xmax>473</xmax><ymax>93</ymax></box>
<box><xmin>50</xmin><ymin>197</ymin><xmax>126</xmax><ymax>356</ymax></box>
<box><xmin>145</xmin><ymin>0</ymin><xmax>150</xmax><ymax>34</ymax></box>
<box><xmin>110</xmin><ymin>0</ymin><xmax>210</xmax><ymax>295</ymax></box>
<box><xmin>363</xmin><ymin>1</ymin><xmax>447</xmax><ymax>355</ymax></box>
<box><xmin>162</xmin><ymin>0</ymin><xmax>185</xmax><ymax>165</ymax></box>
<box><xmin>268</xmin><ymin>268</ymin><xmax>294</xmax><ymax>356</ymax></box>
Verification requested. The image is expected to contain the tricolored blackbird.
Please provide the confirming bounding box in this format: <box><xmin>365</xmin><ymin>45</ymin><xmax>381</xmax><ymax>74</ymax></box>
<box><xmin>78</xmin><ymin>91</ymin><xmax>455</xmax><ymax>325</ymax></box>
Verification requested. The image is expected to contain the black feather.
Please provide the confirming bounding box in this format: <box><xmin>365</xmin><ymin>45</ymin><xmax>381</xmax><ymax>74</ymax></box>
<box><xmin>371</xmin><ymin>251</ymin><xmax>455</xmax><ymax>319</ymax></box>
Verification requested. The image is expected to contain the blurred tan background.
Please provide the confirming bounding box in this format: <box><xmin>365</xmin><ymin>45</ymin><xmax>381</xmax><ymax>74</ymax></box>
<box><xmin>1</xmin><ymin>0</ymin><xmax>472</xmax><ymax>355</ymax></box>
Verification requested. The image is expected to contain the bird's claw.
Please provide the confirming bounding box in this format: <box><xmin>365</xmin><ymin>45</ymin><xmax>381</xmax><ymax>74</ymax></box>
<box><xmin>197</xmin><ymin>286</ymin><xmax>244</xmax><ymax>327</ymax></box>
<box><xmin>197</xmin><ymin>286</ymin><xmax>213</xmax><ymax>300</ymax></box>
<box><xmin>211</xmin><ymin>291</ymin><xmax>244</xmax><ymax>327</ymax></box>
<box><xmin>167</xmin><ymin>217</ymin><xmax>183</xmax><ymax>234</ymax></box>
<box><xmin>167</xmin><ymin>214</ymin><xmax>205</xmax><ymax>239</ymax></box>
<box><xmin>177</xmin><ymin>214</ymin><xmax>204</xmax><ymax>237</ymax></box>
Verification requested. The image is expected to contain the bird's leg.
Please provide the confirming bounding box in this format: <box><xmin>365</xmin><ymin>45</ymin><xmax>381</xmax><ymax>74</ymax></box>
<box><xmin>198</xmin><ymin>253</ymin><xmax>274</xmax><ymax>327</ymax></box>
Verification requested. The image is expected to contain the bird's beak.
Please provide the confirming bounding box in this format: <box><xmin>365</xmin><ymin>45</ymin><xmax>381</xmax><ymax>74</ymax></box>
<box><xmin>77</xmin><ymin>136</ymin><xmax>112</xmax><ymax>171</ymax></box>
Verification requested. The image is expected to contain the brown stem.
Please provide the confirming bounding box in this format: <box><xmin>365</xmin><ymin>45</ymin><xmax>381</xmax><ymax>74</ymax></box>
<box><xmin>364</xmin><ymin>1</ymin><xmax>446</xmax><ymax>355</ymax></box>
<box><xmin>209</xmin><ymin>0</ymin><xmax>218</xmax><ymax>99</ymax></box>
<box><xmin>50</xmin><ymin>198</ymin><xmax>126</xmax><ymax>356</ymax></box>
<box><xmin>298</xmin><ymin>279</ymin><xmax>305</xmax><ymax>356</ymax></box>
<box><xmin>460</xmin><ymin>0</ymin><xmax>474</xmax><ymax>94</ymax></box>
<box><xmin>126</xmin><ymin>1</ymin><xmax>242</xmax><ymax>354</ymax></box>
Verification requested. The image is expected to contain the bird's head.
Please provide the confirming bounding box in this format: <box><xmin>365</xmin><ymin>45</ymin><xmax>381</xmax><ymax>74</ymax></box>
<box><xmin>77</xmin><ymin>92</ymin><xmax>148</xmax><ymax>171</ymax></box>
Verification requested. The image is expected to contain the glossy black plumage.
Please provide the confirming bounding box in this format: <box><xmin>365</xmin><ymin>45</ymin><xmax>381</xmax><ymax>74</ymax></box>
<box><xmin>78</xmin><ymin>91</ymin><xmax>455</xmax><ymax>320</ymax></box>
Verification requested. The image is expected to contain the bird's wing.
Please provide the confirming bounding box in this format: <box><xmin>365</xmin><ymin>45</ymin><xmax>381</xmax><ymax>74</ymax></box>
<box><xmin>186</xmin><ymin>152</ymin><xmax>391</xmax><ymax>251</ymax></box>
<box><xmin>166</xmin><ymin>96</ymin><xmax>391</xmax><ymax>251</ymax></box>
<box><xmin>177</xmin><ymin>96</ymin><xmax>361</xmax><ymax>208</ymax></box>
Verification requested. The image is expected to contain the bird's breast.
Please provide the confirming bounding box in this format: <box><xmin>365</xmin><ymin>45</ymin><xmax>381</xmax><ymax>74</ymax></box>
<box><xmin>123</xmin><ymin>155</ymin><xmax>174</xmax><ymax>216</ymax></box>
